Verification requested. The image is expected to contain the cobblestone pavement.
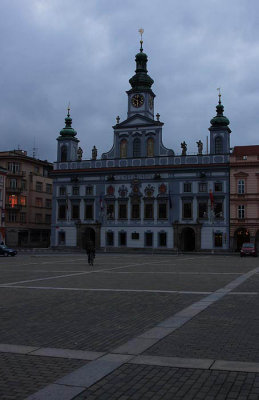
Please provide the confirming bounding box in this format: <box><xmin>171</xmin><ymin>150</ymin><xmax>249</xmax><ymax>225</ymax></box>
<box><xmin>145</xmin><ymin>294</ymin><xmax>259</xmax><ymax>362</ymax></box>
<box><xmin>74</xmin><ymin>363</ymin><xmax>259</xmax><ymax>400</ymax></box>
<box><xmin>0</xmin><ymin>352</ymin><xmax>86</xmax><ymax>400</ymax></box>
<box><xmin>0</xmin><ymin>253</ymin><xmax>258</xmax><ymax>399</ymax></box>
<box><xmin>0</xmin><ymin>289</ymin><xmax>201</xmax><ymax>351</ymax></box>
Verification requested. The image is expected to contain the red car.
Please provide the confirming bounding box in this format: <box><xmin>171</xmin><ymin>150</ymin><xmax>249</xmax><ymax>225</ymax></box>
<box><xmin>240</xmin><ymin>243</ymin><xmax>257</xmax><ymax>257</ymax></box>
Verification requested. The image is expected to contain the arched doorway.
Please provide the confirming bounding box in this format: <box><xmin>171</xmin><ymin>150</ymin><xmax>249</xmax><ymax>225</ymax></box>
<box><xmin>235</xmin><ymin>228</ymin><xmax>250</xmax><ymax>251</ymax></box>
<box><xmin>181</xmin><ymin>227</ymin><xmax>195</xmax><ymax>251</ymax></box>
<box><xmin>83</xmin><ymin>228</ymin><xmax>96</xmax><ymax>248</ymax></box>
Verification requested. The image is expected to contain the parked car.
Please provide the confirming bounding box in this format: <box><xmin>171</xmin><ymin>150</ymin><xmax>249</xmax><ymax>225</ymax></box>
<box><xmin>240</xmin><ymin>243</ymin><xmax>257</xmax><ymax>257</ymax></box>
<box><xmin>0</xmin><ymin>244</ymin><xmax>17</xmax><ymax>257</ymax></box>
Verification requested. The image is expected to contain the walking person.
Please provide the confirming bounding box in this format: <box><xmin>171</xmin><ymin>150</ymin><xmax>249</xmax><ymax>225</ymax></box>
<box><xmin>86</xmin><ymin>241</ymin><xmax>95</xmax><ymax>266</ymax></box>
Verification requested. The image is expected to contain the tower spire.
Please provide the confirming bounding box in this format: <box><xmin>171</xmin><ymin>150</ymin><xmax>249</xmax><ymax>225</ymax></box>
<box><xmin>129</xmin><ymin>29</ymin><xmax>154</xmax><ymax>91</ymax></box>
<box><xmin>59</xmin><ymin>105</ymin><xmax>77</xmax><ymax>137</ymax></box>
<box><xmin>138</xmin><ymin>28</ymin><xmax>144</xmax><ymax>52</ymax></box>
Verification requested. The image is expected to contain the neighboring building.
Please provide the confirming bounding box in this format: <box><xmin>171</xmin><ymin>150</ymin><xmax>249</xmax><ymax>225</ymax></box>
<box><xmin>230</xmin><ymin>145</ymin><xmax>259</xmax><ymax>251</ymax></box>
<box><xmin>51</xmin><ymin>39</ymin><xmax>231</xmax><ymax>251</ymax></box>
<box><xmin>0</xmin><ymin>150</ymin><xmax>53</xmax><ymax>247</ymax></box>
<box><xmin>0</xmin><ymin>166</ymin><xmax>7</xmax><ymax>243</ymax></box>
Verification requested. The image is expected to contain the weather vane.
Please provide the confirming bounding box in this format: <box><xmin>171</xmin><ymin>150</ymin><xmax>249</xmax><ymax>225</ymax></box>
<box><xmin>217</xmin><ymin>88</ymin><xmax>221</xmax><ymax>103</ymax></box>
<box><xmin>138</xmin><ymin>28</ymin><xmax>144</xmax><ymax>51</ymax></box>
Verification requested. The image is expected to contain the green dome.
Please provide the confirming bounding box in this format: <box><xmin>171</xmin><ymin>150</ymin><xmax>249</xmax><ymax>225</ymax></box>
<box><xmin>210</xmin><ymin>102</ymin><xmax>230</xmax><ymax>127</ymax></box>
<box><xmin>59</xmin><ymin>109</ymin><xmax>77</xmax><ymax>137</ymax></box>
<box><xmin>129</xmin><ymin>47</ymin><xmax>154</xmax><ymax>90</ymax></box>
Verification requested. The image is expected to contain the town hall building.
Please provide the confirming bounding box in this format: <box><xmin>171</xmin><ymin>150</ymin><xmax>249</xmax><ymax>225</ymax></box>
<box><xmin>51</xmin><ymin>38</ymin><xmax>231</xmax><ymax>251</ymax></box>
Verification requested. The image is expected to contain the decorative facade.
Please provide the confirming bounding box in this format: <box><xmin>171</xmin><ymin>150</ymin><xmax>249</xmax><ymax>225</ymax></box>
<box><xmin>230</xmin><ymin>146</ymin><xmax>259</xmax><ymax>251</ymax></box>
<box><xmin>51</xmin><ymin>39</ymin><xmax>231</xmax><ymax>252</ymax></box>
<box><xmin>0</xmin><ymin>150</ymin><xmax>53</xmax><ymax>247</ymax></box>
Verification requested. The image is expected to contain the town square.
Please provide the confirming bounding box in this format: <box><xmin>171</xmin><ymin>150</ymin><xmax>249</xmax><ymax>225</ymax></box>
<box><xmin>0</xmin><ymin>252</ymin><xmax>259</xmax><ymax>399</ymax></box>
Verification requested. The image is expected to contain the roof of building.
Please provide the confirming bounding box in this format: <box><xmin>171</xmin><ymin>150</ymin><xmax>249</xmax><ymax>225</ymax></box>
<box><xmin>232</xmin><ymin>145</ymin><xmax>259</xmax><ymax>156</ymax></box>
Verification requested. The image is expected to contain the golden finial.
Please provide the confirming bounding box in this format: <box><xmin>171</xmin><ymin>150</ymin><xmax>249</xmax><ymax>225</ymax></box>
<box><xmin>138</xmin><ymin>28</ymin><xmax>144</xmax><ymax>51</ymax></box>
<box><xmin>217</xmin><ymin>88</ymin><xmax>221</xmax><ymax>104</ymax></box>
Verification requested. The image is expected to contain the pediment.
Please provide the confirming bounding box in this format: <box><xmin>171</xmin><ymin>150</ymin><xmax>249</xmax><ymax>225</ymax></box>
<box><xmin>233</xmin><ymin>172</ymin><xmax>249</xmax><ymax>177</ymax></box>
<box><xmin>113</xmin><ymin>114</ymin><xmax>163</xmax><ymax>129</ymax></box>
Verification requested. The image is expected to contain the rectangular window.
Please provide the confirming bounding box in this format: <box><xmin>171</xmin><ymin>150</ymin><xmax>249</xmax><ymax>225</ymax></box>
<box><xmin>85</xmin><ymin>186</ymin><xmax>93</xmax><ymax>195</ymax></box>
<box><xmin>72</xmin><ymin>186</ymin><xmax>79</xmax><ymax>195</ymax></box>
<box><xmin>214</xmin><ymin>233</ymin><xmax>223</xmax><ymax>247</ymax></box>
<box><xmin>119</xmin><ymin>231</ymin><xmax>127</xmax><ymax>246</ymax></box>
<box><xmin>10</xmin><ymin>179</ymin><xmax>17</xmax><ymax>189</ymax></box>
<box><xmin>145</xmin><ymin>232</ymin><xmax>153</xmax><ymax>247</ymax></box>
<box><xmin>199</xmin><ymin>183</ymin><xmax>207</xmax><ymax>192</ymax></box>
<box><xmin>45</xmin><ymin>199</ymin><xmax>52</xmax><ymax>208</ymax></box>
<box><xmin>20</xmin><ymin>213</ymin><xmax>26</xmax><ymax>223</ymax></box>
<box><xmin>36</xmin><ymin>181</ymin><xmax>43</xmax><ymax>192</ymax></box>
<box><xmin>214</xmin><ymin>182</ymin><xmax>223</xmax><ymax>192</ymax></box>
<box><xmin>46</xmin><ymin>184</ymin><xmax>52</xmax><ymax>193</ymax></box>
<box><xmin>131</xmin><ymin>203</ymin><xmax>140</xmax><ymax>219</ymax></box>
<box><xmin>85</xmin><ymin>204</ymin><xmax>93</xmax><ymax>219</ymax></box>
<box><xmin>8</xmin><ymin>162</ymin><xmax>20</xmax><ymax>173</ymax></box>
<box><xmin>8</xmin><ymin>212</ymin><xmax>17</xmax><ymax>222</ymax></box>
<box><xmin>21</xmin><ymin>180</ymin><xmax>26</xmax><ymax>190</ymax></box>
<box><xmin>20</xmin><ymin>196</ymin><xmax>26</xmax><ymax>206</ymax></box>
<box><xmin>72</xmin><ymin>204</ymin><xmax>80</xmax><ymax>219</ymax></box>
<box><xmin>183</xmin><ymin>183</ymin><xmax>192</xmax><ymax>192</ymax></box>
<box><xmin>45</xmin><ymin>214</ymin><xmax>51</xmax><ymax>224</ymax></box>
<box><xmin>58</xmin><ymin>231</ymin><xmax>66</xmax><ymax>245</ymax></box>
<box><xmin>214</xmin><ymin>202</ymin><xmax>223</xmax><ymax>219</ymax></box>
<box><xmin>106</xmin><ymin>231</ymin><xmax>114</xmax><ymax>246</ymax></box>
<box><xmin>183</xmin><ymin>201</ymin><xmax>192</xmax><ymax>219</ymax></box>
<box><xmin>59</xmin><ymin>187</ymin><xmax>66</xmax><ymax>196</ymax></box>
<box><xmin>9</xmin><ymin>194</ymin><xmax>18</xmax><ymax>208</ymax></box>
<box><xmin>106</xmin><ymin>203</ymin><xmax>115</xmax><ymax>220</ymax></box>
<box><xmin>58</xmin><ymin>204</ymin><xmax>66</xmax><ymax>220</ymax></box>
<box><xmin>159</xmin><ymin>232</ymin><xmax>167</xmax><ymax>247</ymax></box>
<box><xmin>144</xmin><ymin>203</ymin><xmax>153</xmax><ymax>219</ymax></box>
<box><xmin>238</xmin><ymin>205</ymin><xmax>245</xmax><ymax>219</ymax></box>
<box><xmin>198</xmin><ymin>202</ymin><xmax>208</xmax><ymax>219</ymax></box>
<box><xmin>158</xmin><ymin>203</ymin><xmax>167</xmax><ymax>219</ymax></box>
<box><xmin>36</xmin><ymin>197</ymin><xmax>43</xmax><ymax>207</ymax></box>
<box><xmin>238</xmin><ymin>180</ymin><xmax>245</xmax><ymax>194</ymax></box>
<box><xmin>35</xmin><ymin>213</ymin><xmax>42</xmax><ymax>223</ymax></box>
<box><xmin>118</xmin><ymin>203</ymin><xmax>127</xmax><ymax>219</ymax></box>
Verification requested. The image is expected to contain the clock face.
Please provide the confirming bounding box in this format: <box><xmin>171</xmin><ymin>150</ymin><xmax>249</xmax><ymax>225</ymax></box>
<box><xmin>149</xmin><ymin>96</ymin><xmax>154</xmax><ymax>109</ymax></box>
<box><xmin>131</xmin><ymin>94</ymin><xmax>144</xmax><ymax>108</ymax></box>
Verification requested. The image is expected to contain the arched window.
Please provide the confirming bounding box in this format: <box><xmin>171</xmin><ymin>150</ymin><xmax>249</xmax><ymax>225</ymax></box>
<box><xmin>120</xmin><ymin>139</ymin><xmax>127</xmax><ymax>158</ymax></box>
<box><xmin>215</xmin><ymin>136</ymin><xmax>223</xmax><ymax>154</ymax></box>
<box><xmin>133</xmin><ymin>138</ymin><xmax>141</xmax><ymax>157</ymax></box>
<box><xmin>147</xmin><ymin>137</ymin><xmax>154</xmax><ymax>157</ymax></box>
<box><xmin>61</xmin><ymin>145</ymin><xmax>67</xmax><ymax>162</ymax></box>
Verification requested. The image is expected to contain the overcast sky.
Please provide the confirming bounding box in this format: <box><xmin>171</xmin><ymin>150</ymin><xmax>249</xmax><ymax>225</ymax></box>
<box><xmin>1</xmin><ymin>0</ymin><xmax>258</xmax><ymax>162</ymax></box>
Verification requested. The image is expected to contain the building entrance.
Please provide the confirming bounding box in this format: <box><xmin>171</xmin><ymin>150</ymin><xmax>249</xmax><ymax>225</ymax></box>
<box><xmin>235</xmin><ymin>228</ymin><xmax>250</xmax><ymax>251</ymax></box>
<box><xmin>181</xmin><ymin>227</ymin><xmax>195</xmax><ymax>251</ymax></box>
<box><xmin>84</xmin><ymin>227</ymin><xmax>96</xmax><ymax>248</ymax></box>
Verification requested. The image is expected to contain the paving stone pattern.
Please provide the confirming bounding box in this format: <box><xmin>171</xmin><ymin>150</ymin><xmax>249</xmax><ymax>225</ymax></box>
<box><xmin>146</xmin><ymin>295</ymin><xmax>259</xmax><ymax>362</ymax></box>
<box><xmin>0</xmin><ymin>352</ymin><xmax>86</xmax><ymax>400</ymax></box>
<box><xmin>74</xmin><ymin>363</ymin><xmax>259</xmax><ymax>400</ymax></box>
<box><xmin>0</xmin><ymin>288</ymin><xmax>202</xmax><ymax>352</ymax></box>
<box><xmin>17</xmin><ymin>271</ymin><xmax>239</xmax><ymax>292</ymax></box>
<box><xmin>235</xmin><ymin>274</ymin><xmax>259</xmax><ymax>292</ymax></box>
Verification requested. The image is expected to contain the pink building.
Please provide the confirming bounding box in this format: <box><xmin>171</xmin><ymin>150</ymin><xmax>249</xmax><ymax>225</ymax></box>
<box><xmin>230</xmin><ymin>145</ymin><xmax>259</xmax><ymax>251</ymax></box>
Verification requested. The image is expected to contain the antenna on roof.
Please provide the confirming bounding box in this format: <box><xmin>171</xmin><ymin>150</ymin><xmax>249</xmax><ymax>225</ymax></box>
<box><xmin>32</xmin><ymin>137</ymin><xmax>38</xmax><ymax>158</ymax></box>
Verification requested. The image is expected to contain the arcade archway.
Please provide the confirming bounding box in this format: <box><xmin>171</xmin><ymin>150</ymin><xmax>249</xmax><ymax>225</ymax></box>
<box><xmin>235</xmin><ymin>228</ymin><xmax>250</xmax><ymax>251</ymax></box>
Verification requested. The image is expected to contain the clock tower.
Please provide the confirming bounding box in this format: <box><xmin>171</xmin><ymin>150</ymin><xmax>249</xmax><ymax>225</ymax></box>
<box><xmin>127</xmin><ymin>31</ymin><xmax>155</xmax><ymax>120</ymax></box>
